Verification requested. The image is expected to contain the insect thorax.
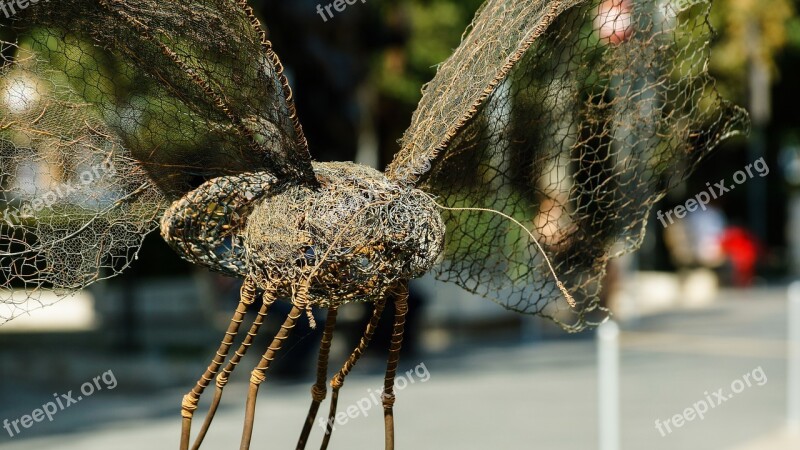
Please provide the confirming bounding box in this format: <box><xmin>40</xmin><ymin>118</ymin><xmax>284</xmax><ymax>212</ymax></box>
<box><xmin>243</xmin><ymin>162</ymin><xmax>445</xmax><ymax>307</ymax></box>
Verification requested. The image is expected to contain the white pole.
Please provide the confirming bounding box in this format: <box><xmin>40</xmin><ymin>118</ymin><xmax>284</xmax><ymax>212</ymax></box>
<box><xmin>787</xmin><ymin>282</ymin><xmax>800</xmax><ymax>433</ymax></box>
<box><xmin>598</xmin><ymin>320</ymin><xmax>620</xmax><ymax>450</ymax></box>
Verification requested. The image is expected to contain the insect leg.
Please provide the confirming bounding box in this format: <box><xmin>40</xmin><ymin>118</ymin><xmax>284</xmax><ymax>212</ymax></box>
<box><xmin>180</xmin><ymin>277</ymin><xmax>259</xmax><ymax>450</ymax></box>
<box><xmin>382</xmin><ymin>284</ymin><xmax>409</xmax><ymax>450</ymax></box>
<box><xmin>190</xmin><ymin>287</ymin><xmax>278</xmax><ymax>450</ymax></box>
<box><xmin>296</xmin><ymin>307</ymin><xmax>339</xmax><ymax>450</ymax></box>
<box><xmin>320</xmin><ymin>301</ymin><xmax>387</xmax><ymax>450</ymax></box>
<box><xmin>239</xmin><ymin>283</ymin><xmax>307</xmax><ymax>450</ymax></box>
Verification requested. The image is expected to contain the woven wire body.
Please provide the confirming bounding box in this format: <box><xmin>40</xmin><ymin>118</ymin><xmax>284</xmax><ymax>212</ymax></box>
<box><xmin>244</xmin><ymin>162</ymin><xmax>445</xmax><ymax>307</ymax></box>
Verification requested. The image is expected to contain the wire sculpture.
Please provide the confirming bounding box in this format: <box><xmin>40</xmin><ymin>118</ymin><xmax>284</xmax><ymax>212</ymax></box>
<box><xmin>0</xmin><ymin>0</ymin><xmax>748</xmax><ymax>448</ymax></box>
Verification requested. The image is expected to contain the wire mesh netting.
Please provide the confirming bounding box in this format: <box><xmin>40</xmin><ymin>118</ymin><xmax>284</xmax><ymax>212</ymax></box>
<box><xmin>0</xmin><ymin>0</ymin><xmax>317</xmax><ymax>322</ymax></box>
<box><xmin>0</xmin><ymin>0</ymin><xmax>747</xmax><ymax>331</ymax></box>
<box><xmin>0</xmin><ymin>43</ymin><xmax>166</xmax><ymax>321</ymax></box>
<box><xmin>387</xmin><ymin>0</ymin><xmax>749</xmax><ymax>329</ymax></box>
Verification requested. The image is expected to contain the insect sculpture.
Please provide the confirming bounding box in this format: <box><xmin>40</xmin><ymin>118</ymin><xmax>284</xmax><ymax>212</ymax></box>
<box><xmin>0</xmin><ymin>0</ymin><xmax>747</xmax><ymax>448</ymax></box>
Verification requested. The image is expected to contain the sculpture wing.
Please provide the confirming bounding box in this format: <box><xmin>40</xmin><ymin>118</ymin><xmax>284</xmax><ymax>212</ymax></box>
<box><xmin>0</xmin><ymin>0</ymin><xmax>313</xmax><ymax>322</ymax></box>
<box><xmin>387</xmin><ymin>0</ymin><xmax>748</xmax><ymax>330</ymax></box>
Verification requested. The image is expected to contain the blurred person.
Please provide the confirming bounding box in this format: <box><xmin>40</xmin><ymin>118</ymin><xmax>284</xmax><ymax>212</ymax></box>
<box><xmin>720</xmin><ymin>225</ymin><xmax>761</xmax><ymax>287</ymax></box>
<box><xmin>686</xmin><ymin>204</ymin><xmax>727</xmax><ymax>268</ymax></box>
<box><xmin>663</xmin><ymin>203</ymin><xmax>727</xmax><ymax>271</ymax></box>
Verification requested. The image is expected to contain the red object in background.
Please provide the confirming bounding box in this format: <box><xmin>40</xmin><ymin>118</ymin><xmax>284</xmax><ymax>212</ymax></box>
<box><xmin>720</xmin><ymin>226</ymin><xmax>760</xmax><ymax>287</ymax></box>
<box><xmin>596</xmin><ymin>0</ymin><xmax>634</xmax><ymax>44</ymax></box>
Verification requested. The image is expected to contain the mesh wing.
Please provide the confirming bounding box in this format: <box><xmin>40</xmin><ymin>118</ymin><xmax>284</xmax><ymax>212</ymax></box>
<box><xmin>0</xmin><ymin>43</ymin><xmax>166</xmax><ymax>322</ymax></box>
<box><xmin>17</xmin><ymin>0</ymin><xmax>315</xmax><ymax>197</ymax></box>
<box><xmin>0</xmin><ymin>0</ymin><xmax>312</xmax><ymax>321</ymax></box>
<box><xmin>387</xmin><ymin>0</ymin><xmax>749</xmax><ymax>331</ymax></box>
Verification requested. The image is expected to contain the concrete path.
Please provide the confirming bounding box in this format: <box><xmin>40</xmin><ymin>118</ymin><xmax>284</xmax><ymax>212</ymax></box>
<box><xmin>0</xmin><ymin>287</ymin><xmax>796</xmax><ymax>449</ymax></box>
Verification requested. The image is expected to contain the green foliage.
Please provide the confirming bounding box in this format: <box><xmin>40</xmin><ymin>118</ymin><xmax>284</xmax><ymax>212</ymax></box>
<box><xmin>709</xmin><ymin>0</ymin><xmax>795</xmax><ymax>102</ymax></box>
<box><xmin>376</xmin><ymin>0</ymin><xmax>484</xmax><ymax>105</ymax></box>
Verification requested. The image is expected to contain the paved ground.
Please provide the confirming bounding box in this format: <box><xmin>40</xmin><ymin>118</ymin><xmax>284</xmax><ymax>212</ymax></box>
<box><xmin>0</xmin><ymin>286</ymin><xmax>798</xmax><ymax>449</ymax></box>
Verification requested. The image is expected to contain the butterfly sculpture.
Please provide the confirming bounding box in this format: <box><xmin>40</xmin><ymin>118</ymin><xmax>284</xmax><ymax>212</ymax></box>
<box><xmin>0</xmin><ymin>0</ymin><xmax>747</xmax><ymax>448</ymax></box>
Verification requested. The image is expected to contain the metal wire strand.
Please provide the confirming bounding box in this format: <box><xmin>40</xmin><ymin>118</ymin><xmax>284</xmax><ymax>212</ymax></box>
<box><xmin>190</xmin><ymin>286</ymin><xmax>278</xmax><ymax>450</ymax></box>
<box><xmin>382</xmin><ymin>284</ymin><xmax>410</xmax><ymax>450</ymax></box>
<box><xmin>296</xmin><ymin>307</ymin><xmax>339</xmax><ymax>450</ymax></box>
<box><xmin>240</xmin><ymin>283</ymin><xmax>309</xmax><ymax>450</ymax></box>
<box><xmin>320</xmin><ymin>300</ymin><xmax>387</xmax><ymax>450</ymax></box>
<box><xmin>180</xmin><ymin>277</ymin><xmax>259</xmax><ymax>450</ymax></box>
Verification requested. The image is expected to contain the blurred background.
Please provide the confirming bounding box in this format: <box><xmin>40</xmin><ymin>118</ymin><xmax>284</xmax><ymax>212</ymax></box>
<box><xmin>2</xmin><ymin>0</ymin><xmax>800</xmax><ymax>448</ymax></box>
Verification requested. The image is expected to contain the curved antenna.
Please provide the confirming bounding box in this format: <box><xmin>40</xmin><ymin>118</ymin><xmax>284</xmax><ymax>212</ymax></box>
<box><xmin>427</xmin><ymin>194</ymin><xmax>576</xmax><ymax>308</ymax></box>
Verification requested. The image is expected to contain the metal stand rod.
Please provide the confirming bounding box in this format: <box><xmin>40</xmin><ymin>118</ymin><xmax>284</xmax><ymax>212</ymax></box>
<box><xmin>598</xmin><ymin>320</ymin><xmax>620</xmax><ymax>450</ymax></box>
<box><xmin>788</xmin><ymin>282</ymin><xmax>800</xmax><ymax>433</ymax></box>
